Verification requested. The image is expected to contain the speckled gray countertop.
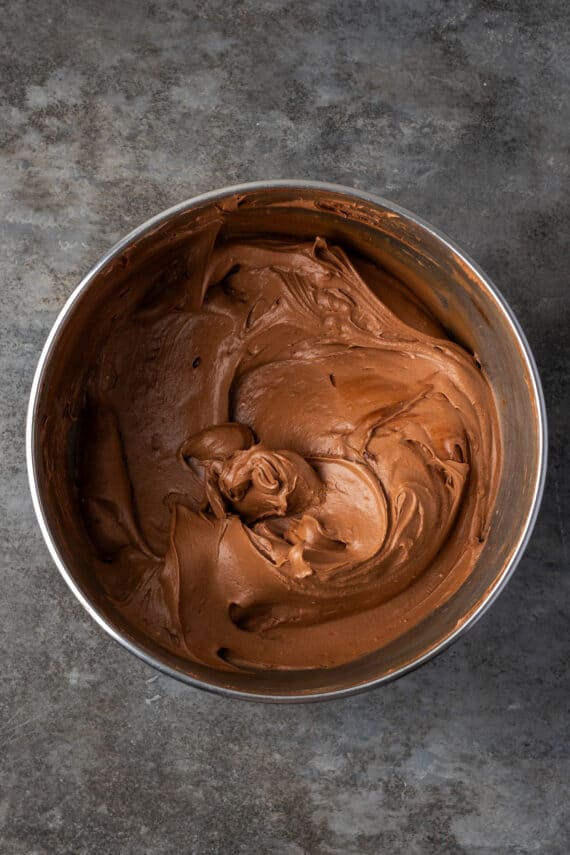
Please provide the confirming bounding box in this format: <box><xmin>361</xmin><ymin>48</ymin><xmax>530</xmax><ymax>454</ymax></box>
<box><xmin>1</xmin><ymin>1</ymin><xmax>568</xmax><ymax>853</ymax></box>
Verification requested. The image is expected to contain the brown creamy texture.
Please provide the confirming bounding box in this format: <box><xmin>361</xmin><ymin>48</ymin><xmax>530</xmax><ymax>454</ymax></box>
<box><xmin>79</xmin><ymin>234</ymin><xmax>501</xmax><ymax>671</ymax></box>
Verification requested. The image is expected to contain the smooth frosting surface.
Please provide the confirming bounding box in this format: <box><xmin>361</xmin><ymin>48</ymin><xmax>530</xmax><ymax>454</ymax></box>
<box><xmin>79</xmin><ymin>234</ymin><xmax>501</xmax><ymax>671</ymax></box>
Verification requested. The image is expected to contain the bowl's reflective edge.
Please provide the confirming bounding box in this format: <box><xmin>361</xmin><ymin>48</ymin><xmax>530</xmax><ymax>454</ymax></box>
<box><xmin>26</xmin><ymin>181</ymin><xmax>547</xmax><ymax>702</ymax></box>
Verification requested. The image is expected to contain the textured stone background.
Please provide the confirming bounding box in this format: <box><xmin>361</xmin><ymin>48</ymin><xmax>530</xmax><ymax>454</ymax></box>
<box><xmin>1</xmin><ymin>1</ymin><xmax>569</xmax><ymax>852</ymax></box>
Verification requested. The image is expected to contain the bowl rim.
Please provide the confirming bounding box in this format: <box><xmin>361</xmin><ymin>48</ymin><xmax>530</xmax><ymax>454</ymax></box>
<box><xmin>26</xmin><ymin>179</ymin><xmax>548</xmax><ymax>703</ymax></box>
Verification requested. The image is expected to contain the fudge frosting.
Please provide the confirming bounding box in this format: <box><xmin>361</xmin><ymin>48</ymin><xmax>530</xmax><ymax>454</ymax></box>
<box><xmin>79</xmin><ymin>232</ymin><xmax>501</xmax><ymax>671</ymax></box>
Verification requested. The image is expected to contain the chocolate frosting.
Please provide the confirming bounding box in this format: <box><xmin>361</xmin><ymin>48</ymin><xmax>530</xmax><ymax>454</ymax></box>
<box><xmin>79</xmin><ymin>233</ymin><xmax>500</xmax><ymax>671</ymax></box>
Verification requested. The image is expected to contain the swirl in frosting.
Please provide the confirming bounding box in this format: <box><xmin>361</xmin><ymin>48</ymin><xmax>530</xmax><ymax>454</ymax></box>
<box><xmin>79</xmin><ymin>235</ymin><xmax>501</xmax><ymax>671</ymax></box>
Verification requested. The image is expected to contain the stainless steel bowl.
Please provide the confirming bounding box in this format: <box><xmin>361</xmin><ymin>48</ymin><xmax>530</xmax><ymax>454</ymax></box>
<box><xmin>27</xmin><ymin>181</ymin><xmax>547</xmax><ymax>702</ymax></box>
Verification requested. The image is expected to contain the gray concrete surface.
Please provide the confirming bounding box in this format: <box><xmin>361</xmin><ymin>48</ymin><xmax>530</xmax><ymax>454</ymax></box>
<box><xmin>1</xmin><ymin>1</ymin><xmax>569</xmax><ymax>852</ymax></box>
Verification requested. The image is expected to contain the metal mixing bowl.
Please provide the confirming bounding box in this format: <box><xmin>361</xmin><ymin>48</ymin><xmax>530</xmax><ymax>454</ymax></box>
<box><xmin>27</xmin><ymin>181</ymin><xmax>547</xmax><ymax>702</ymax></box>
